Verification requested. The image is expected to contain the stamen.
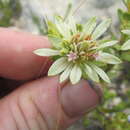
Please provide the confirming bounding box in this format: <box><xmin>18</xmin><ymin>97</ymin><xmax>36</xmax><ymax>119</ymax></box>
<box><xmin>85</xmin><ymin>35</ymin><xmax>92</xmax><ymax>40</ymax></box>
<box><xmin>93</xmin><ymin>53</ymin><xmax>100</xmax><ymax>60</ymax></box>
<box><xmin>67</xmin><ymin>52</ymin><xmax>78</xmax><ymax>61</ymax></box>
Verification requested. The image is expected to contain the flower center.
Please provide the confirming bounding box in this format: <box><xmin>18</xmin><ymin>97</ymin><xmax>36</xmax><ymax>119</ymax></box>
<box><xmin>66</xmin><ymin>34</ymin><xmax>98</xmax><ymax>62</ymax></box>
<box><xmin>67</xmin><ymin>52</ymin><xmax>78</xmax><ymax>61</ymax></box>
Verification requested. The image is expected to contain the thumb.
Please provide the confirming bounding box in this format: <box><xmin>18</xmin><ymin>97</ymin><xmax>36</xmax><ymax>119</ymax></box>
<box><xmin>0</xmin><ymin>77</ymin><xmax>102</xmax><ymax>130</ymax></box>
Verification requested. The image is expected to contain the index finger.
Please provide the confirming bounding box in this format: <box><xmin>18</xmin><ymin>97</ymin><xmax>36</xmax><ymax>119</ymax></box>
<box><xmin>0</xmin><ymin>28</ymin><xmax>52</xmax><ymax>80</ymax></box>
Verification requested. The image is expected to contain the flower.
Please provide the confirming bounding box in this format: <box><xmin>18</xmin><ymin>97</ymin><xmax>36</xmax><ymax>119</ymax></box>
<box><xmin>34</xmin><ymin>16</ymin><xmax>121</xmax><ymax>84</ymax></box>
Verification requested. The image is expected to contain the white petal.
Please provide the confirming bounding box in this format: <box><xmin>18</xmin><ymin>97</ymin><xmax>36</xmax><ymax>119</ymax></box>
<box><xmin>84</xmin><ymin>64</ymin><xmax>99</xmax><ymax>82</ymax></box>
<box><xmin>97</xmin><ymin>40</ymin><xmax>118</xmax><ymax>50</ymax></box>
<box><xmin>60</xmin><ymin>63</ymin><xmax>73</xmax><ymax>83</ymax></box>
<box><xmin>91</xmin><ymin>64</ymin><xmax>110</xmax><ymax>83</ymax></box>
<box><xmin>92</xmin><ymin>19</ymin><xmax>111</xmax><ymax>40</ymax></box>
<box><xmin>122</xmin><ymin>30</ymin><xmax>130</xmax><ymax>35</ymax></box>
<box><xmin>121</xmin><ymin>40</ymin><xmax>130</xmax><ymax>50</ymax></box>
<box><xmin>68</xmin><ymin>16</ymin><xmax>77</xmax><ymax>34</ymax></box>
<box><xmin>97</xmin><ymin>52</ymin><xmax>121</xmax><ymax>64</ymax></box>
<box><xmin>34</xmin><ymin>48</ymin><xmax>60</xmax><ymax>56</ymax></box>
<box><xmin>70</xmin><ymin>65</ymin><xmax>82</xmax><ymax>84</ymax></box>
<box><xmin>48</xmin><ymin>57</ymin><xmax>69</xmax><ymax>76</ymax></box>
<box><xmin>81</xmin><ymin>17</ymin><xmax>97</xmax><ymax>37</ymax></box>
<box><xmin>55</xmin><ymin>17</ymin><xmax>71</xmax><ymax>39</ymax></box>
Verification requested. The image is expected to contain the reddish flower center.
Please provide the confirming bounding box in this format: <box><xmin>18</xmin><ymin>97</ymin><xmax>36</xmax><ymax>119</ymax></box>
<box><xmin>67</xmin><ymin>52</ymin><xmax>78</xmax><ymax>61</ymax></box>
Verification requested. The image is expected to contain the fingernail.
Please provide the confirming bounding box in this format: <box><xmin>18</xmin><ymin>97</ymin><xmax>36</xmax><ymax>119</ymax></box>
<box><xmin>61</xmin><ymin>80</ymin><xmax>102</xmax><ymax>117</ymax></box>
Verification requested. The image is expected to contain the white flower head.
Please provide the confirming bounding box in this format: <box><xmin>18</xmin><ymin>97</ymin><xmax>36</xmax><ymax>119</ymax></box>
<box><xmin>34</xmin><ymin>16</ymin><xmax>121</xmax><ymax>84</ymax></box>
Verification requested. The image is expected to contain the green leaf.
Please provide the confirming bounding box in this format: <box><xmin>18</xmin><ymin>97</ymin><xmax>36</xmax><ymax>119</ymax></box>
<box><xmin>81</xmin><ymin>17</ymin><xmax>97</xmax><ymax>37</ymax></box>
<box><xmin>48</xmin><ymin>35</ymin><xmax>62</xmax><ymax>49</ymax></box>
<box><xmin>70</xmin><ymin>64</ymin><xmax>82</xmax><ymax>84</ymax></box>
<box><xmin>48</xmin><ymin>57</ymin><xmax>69</xmax><ymax>76</ymax></box>
<box><xmin>92</xmin><ymin>19</ymin><xmax>111</xmax><ymax>40</ymax></box>
<box><xmin>118</xmin><ymin>9</ymin><xmax>130</xmax><ymax>29</ymax></box>
<box><xmin>34</xmin><ymin>48</ymin><xmax>60</xmax><ymax>56</ymax></box>
<box><xmin>121</xmin><ymin>51</ymin><xmax>130</xmax><ymax>61</ymax></box>
<box><xmin>118</xmin><ymin>9</ymin><xmax>124</xmax><ymax>23</ymax></box>
<box><xmin>121</xmin><ymin>40</ymin><xmax>130</xmax><ymax>50</ymax></box>
<box><xmin>122</xmin><ymin>30</ymin><xmax>130</xmax><ymax>35</ymax></box>
<box><xmin>97</xmin><ymin>52</ymin><xmax>122</xmax><ymax>64</ymax></box>
<box><xmin>84</xmin><ymin>64</ymin><xmax>99</xmax><ymax>82</ymax></box>
<box><xmin>91</xmin><ymin>64</ymin><xmax>110</xmax><ymax>83</ymax></box>
<box><xmin>97</xmin><ymin>40</ymin><xmax>118</xmax><ymax>50</ymax></box>
<box><xmin>47</xmin><ymin>21</ymin><xmax>61</xmax><ymax>36</ymax></box>
<box><xmin>60</xmin><ymin>63</ymin><xmax>73</xmax><ymax>83</ymax></box>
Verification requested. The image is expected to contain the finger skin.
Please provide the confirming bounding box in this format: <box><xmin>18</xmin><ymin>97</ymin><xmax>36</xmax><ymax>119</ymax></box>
<box><xmin>0</xmin><ymin>77</ymin><xmax>100</xmax><ymax>130</ymax></box>
<box><xmin>0</xmin><ymin>28</ymin><xmax>51</xmax><ymax>80</ymax></box>
<box><xmin>0</xmin><ymin>28</ymin><xmax>101</xmax><ymax>130</ymax></box>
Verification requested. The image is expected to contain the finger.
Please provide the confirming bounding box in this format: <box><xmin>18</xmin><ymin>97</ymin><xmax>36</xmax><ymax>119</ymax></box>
<box><xmin>0</xmin><ymin>77</ymin><xmax>102</xmax><ymax>130</ymax></box>
<box><xmin>0</xmin><ymin>28</ymin><xmax>51</xmax><ymax>80</ymax></box>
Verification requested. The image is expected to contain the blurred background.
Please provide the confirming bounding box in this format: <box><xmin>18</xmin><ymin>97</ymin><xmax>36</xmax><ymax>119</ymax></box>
<box><xmin>0</xmin><ymin>0</ymin><xmax>130</xmax><ymax>130</ymax></box>
<box><xmin>0</xmin><ymin>0</ymin><xmax>125</xmax><ymax>34</ymax></box>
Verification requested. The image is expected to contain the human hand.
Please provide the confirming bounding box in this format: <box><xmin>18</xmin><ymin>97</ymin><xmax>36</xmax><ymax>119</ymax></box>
<box><xmin>0</xmin><ymin>28</ymin><xmax>102</xmax><ymax>130</ymax></box>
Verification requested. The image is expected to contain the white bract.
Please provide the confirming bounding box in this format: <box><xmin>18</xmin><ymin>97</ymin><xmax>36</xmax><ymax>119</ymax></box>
<box><xmin>34</xmin><ymin>16</ymin><xmax>121</xmax><ymax>84</ymax></box>
<box><xmin>121</xmin><ymin>30</ymin><xmax>130</xmax><ymax>50</ymax></box>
